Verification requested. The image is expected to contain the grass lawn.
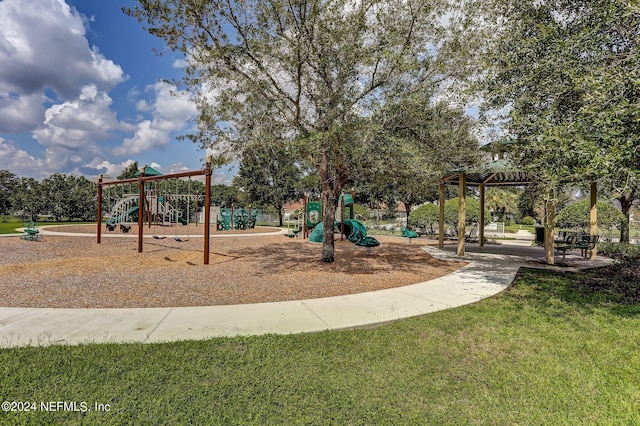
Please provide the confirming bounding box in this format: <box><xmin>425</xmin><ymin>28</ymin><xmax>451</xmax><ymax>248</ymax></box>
<box><xmin>505</xmin><ymin>223</ymin><xmax>535</xmax><ymax>234</ymax></box>
<box><xmin>1</xmin><ymin>267</ymin><xmax>639</xmax><ymax>424</ymax></box>
<box><xmin>0</xmin><ymin>218</ymin><xmax>92</xmax><ymax>234</ymax></box>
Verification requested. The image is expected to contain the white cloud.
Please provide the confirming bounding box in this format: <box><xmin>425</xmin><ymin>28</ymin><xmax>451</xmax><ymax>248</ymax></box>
<box><xmin>0</xmin><ymin>137</ymin><xmax>45</xmax><ymax>176</ymax></box>
<box><xmin>32</xmin><ymin>84</ymin><xmax>123</xmax><ymax>170</ymax></box>
<box><xmin>114</xmin><ymin>82</ymin><xmax>197</xmax><ymax>156</ymax></box>
<box><xmin>0</xmin><ymin>92</ymin><xmax>46</xmax><ymax>133</ymax></box>
<box><xmin>0</xmin><ymin>0</ymin><xmax>125</xmax><ymax>138</ymax></box>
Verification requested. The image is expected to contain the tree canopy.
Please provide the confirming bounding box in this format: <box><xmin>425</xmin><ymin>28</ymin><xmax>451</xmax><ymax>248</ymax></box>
<box><xmin>461</xmin><ymin>0</ymin><xmax>639</xmax><ymax>240</ymax></box>
<box><xmin>126</xmin><ymin>0</ymin><xmax>457</xmax><ymax>262</ymax></box>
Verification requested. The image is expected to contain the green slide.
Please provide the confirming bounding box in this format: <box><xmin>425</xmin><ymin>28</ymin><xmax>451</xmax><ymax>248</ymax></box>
<box><xmin>309</xmin><ymin>219</ymin><xmax>379</xmax><ymax>251</ymax></box>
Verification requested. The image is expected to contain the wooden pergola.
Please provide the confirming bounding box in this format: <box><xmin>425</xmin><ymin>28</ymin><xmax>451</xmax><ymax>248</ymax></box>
<box><xmin>438</xmin><ymin>160</ymin><xmax>598</xmax><ymax>265</ymax></box>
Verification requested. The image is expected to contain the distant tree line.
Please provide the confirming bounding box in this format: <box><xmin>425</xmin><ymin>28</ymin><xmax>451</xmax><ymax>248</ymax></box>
<box><xmin>0</xmin><ymin>170</ymin><xmax>96</xmax><ymax>221</ymax></box>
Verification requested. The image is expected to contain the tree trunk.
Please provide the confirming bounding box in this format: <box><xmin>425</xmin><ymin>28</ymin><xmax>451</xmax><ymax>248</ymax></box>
<box><xmin>619</xmin><ymin>194</ymin><xmax>633</xmax><ymax>244</ymax></box>
<box><xmin>318</xmin><ymin>150</ymin><xmax>343</xmax><ymax>263</ymax></box>
<box><xmin>404</xmin><ymin>201</ymin><xmax>412</xmax><ymax>226</ymax></box>
<box><xmin>277</xmin><ymin>205</ymin><xmax>284</xmax><ymax>227</ymax></box>
<box><xmin>321</xmin><ymin>189</ymin><xmax>339</xmax><ymax>262</ymax></box>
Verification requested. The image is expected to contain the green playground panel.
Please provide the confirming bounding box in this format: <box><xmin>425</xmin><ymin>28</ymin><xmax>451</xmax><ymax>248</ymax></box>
<box><xmin>219</xmin><ymin>208</ymin><xmax>260</xmax><ymax>230</ymax></box>
<box><xmin>306</xmin><ymin>202</ymin><xmax>322</xmax><ymax>228</ymax></box>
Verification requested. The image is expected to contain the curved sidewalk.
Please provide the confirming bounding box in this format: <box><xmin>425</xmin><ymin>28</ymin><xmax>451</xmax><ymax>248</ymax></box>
<box><xmin>0</xmin><ymin>246</ymin><xmax>531</xmax><ymax>348</ymax></box>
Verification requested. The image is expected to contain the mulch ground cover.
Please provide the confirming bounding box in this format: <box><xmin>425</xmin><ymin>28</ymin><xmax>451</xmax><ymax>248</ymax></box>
<box><xmin>0</xmin><ymin>225</ymin><xmax>465</xmax><ymax>308</ymax></box>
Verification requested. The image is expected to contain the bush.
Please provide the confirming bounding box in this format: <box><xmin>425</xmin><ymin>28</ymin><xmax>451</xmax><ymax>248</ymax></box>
<box><xmin>408</xmin><ymin>203</ymin><xmax>439</xmax><ymax>228</ymax></box>
<box><xmin>597</xmin><ymin>242</ymin><xmax>640</xmax><ymax>263</ymax></box>
<box><xmin>520</xmin><ymin>216</ymin><xmax>536</xmax><ymax>226</ymax></box>
<box><xmin>556</xmin><ymin>199</ymin><xmax>625</xmax><ymax>230</ymax></box>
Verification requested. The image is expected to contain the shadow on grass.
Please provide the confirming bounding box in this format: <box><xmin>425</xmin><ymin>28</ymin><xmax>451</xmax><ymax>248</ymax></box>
<box><xmin>508</xmin><ymin>266</ymin><xmax>640</xmax><ymax>317</ymax></box>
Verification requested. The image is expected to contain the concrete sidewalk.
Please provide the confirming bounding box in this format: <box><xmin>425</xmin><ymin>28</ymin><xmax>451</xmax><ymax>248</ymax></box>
<box><xmin>0</xmin><ymin>244</ymin><xmax>529</xmax><ymax>348</ymax></box>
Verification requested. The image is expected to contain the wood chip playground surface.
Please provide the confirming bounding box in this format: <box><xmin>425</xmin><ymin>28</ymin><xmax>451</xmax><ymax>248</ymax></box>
<box><xmin>0</xmin><ymin>225</ymin><xmax>465</xmax><ymax>309</ymax></box>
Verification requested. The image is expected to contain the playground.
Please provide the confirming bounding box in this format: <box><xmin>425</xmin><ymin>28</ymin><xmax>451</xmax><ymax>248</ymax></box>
<box><xmin>0</xmin><ymin>225</ymin><xmax>464</xmax><ymax>309</ymax></box>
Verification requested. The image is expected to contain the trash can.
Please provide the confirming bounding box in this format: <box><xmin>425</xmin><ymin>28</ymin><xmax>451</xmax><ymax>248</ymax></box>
<box><xmin>535</xmin><ymin>226</ymin><xmax>545</xmax><ymax>246</ymax></box>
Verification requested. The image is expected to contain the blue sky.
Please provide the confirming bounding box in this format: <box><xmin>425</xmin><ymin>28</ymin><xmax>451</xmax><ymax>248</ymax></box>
<box><xmin>0</xmin><ymin>0</ymin><xmax>230</xmax><ymax>182</ymax></box>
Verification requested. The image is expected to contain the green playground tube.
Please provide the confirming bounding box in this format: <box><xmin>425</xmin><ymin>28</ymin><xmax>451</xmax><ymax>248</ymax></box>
<box><xmin>309</xmin><ymin>219</ymin><xmax>379</xmax><ymax>248</ymax></box>
<box><xmin>309</xmin><ymin>223</ymin><xmax>325</xmax><ymax>242</ymax></box>
<box><xmin>342</xmin><ymin>219</ymin><xmax>367</xmax><ymax>243</ymax></box>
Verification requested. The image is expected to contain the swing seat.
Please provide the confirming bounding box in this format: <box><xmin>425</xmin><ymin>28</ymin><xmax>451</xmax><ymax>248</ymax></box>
<box><xmin>174</xmin><ymin>237</ymin><xmax>189</xmax><ymax>242</ymax></box>
<box><xmin>153</xmin><ymin>235</ymin><xmax>165</xmax><ymax>240</ymax></box>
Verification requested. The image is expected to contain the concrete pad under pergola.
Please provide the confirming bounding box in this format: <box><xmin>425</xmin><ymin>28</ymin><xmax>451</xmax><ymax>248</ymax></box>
<box><xmin>438</xmin><ymin>165</ymin><xmax>598</xmax><ymax>265</ymax></box>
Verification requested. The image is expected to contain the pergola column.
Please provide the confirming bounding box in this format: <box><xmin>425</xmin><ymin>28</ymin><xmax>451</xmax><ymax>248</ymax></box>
<box><xmin>590</xmin><ymin>181</ymin><xmax>598</xmax><ymax>259</ymax></box>
<box><xmin>544</xmin><ymin>200</ymin><xmax>555</xmax><ymax>265</ymax></box>
<box><xmin>439</xmin><ymin>181</ymin><xmax>445</xmax><ymax>249</ymax></box>
<box><xmin>457</xmin><ymin>174</ymin><xmax>466</xmax><ymax>256</ymax></box>
<box><xmin>479</xmin><ymin>184</ymin><xmax>485</xmax><ymax>247</ymax></box>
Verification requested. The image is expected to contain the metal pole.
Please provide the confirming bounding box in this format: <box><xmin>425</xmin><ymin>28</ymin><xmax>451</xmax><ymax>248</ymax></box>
<box><xmin>457</xmin><ymin>174</ymin><xmax>466</xmax><ymax>256</ymax></box>
<box><xmin>590</xmin><ymin>181</ymin><xmax>598</xmax><ymax>259</ymax></box>
<box><xmin>138</xmin><ymin>174</ymin><xmax>145</xmax><ymax>254</ymax></box>
<box><xmin>439</xmin><ymin>181</ymin><xmax>444</xmax><ymax>249</ymax></box>
<box><xmin>204</xmin><ymin>160</ymin><xmax>212</xmax><ymax>265</ymax></box>
<box><xmin>97</xmin><ymin>175</ymin><xmax>102</xmax><ymax>244</ymax></box>
<box><xmin>479</xmin><ymin>184</ymin><xmax>485</xmax><ymax>247</ymax></box>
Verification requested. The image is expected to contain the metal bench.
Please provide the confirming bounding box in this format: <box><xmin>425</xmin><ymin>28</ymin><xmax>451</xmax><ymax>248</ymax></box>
<box><xmin>574</xmin><ymin>235</ymin><xmax>599</xmax><ymax>259</ymax></box>
<box><xmin>555</xmin><ymin>235</ymin><xmax>577</xmax><ymax>262</ymax></box>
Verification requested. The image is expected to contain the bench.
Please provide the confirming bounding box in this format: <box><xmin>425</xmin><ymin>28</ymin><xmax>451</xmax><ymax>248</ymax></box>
<box><xmin>574</xmin><ymin>235</ymin><xmax>599</xmax><ymax>259</ymax></box>
<box><xmin>555</xmin><ymin>235</ymin><xmax>577</xmax><ymax>262</ymax></box>
<box><xmin>287</xmin><ymin>228</ymin><xmax>301</xmax><ymax>238</ymax></box>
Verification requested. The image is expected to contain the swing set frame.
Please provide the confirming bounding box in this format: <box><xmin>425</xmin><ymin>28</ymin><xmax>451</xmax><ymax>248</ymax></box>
<box><xmin>96</xmin><ymin>159</ymin><xmax>213</xmax><ymax>264</ymax></box>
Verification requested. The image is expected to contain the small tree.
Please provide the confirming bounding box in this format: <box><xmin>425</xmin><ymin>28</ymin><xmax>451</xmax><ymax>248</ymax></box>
<box><xmin>408</xmin><ymin>203</ymin><xmax>439</xmax><ymax>233</ymax></box>
<box><xmin>234</xmin><ymin>144</ymin><xmax>301</xmax><ymax>226</ymax></box>
<box><xmin>444</xmin><ymin>198</ymin><xmax>490</xmax><ymax>237</ymax></box>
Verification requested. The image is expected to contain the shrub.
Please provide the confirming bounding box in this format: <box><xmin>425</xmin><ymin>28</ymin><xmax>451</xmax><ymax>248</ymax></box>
<box><xmin>408</xmin><ymin>203</ymin><xmax>439</xmax><ymax>228</ymax></box>
<box><xmin>520</xmin><ymin>216</ymin><xmax>536</xmax><ymax>226</ymax></box>
<box><xmin>556</xmin><ymin>199</ymin><xmax>625</xmax><ymax>230</ymax></box>
<box><xmin>597</xmin><ymin>242</ymin><xmax>640</xmax><ymax>263</ymax></box>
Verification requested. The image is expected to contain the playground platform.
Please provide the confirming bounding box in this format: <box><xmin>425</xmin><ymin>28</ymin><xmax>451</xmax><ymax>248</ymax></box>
<box><xmin>0</xmin><ymin>238</ymin><xmax>611</xmax><ymax>348</ymax></box>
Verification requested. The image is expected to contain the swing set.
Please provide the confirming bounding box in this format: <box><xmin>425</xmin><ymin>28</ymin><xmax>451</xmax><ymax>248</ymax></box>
<box><xmin>150</xmin><ymin>177</ymin><xmax>199</xmax><ymax>242</ymax></box>
<box><xmin>96</xmin><ymin>160</ymin><xmax>213</xmax><ymax>264</ymax></box>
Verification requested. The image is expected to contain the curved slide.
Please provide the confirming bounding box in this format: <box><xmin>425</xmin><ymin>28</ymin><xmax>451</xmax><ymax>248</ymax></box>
<box><xmin>309</xmin><ymin>219</ymin><xmax>379</xmax><ymax>249</ymax></box>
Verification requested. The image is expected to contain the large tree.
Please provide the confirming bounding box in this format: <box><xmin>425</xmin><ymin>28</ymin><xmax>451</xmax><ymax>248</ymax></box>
<box><xmin>460</xmin><ymin>0</ymin><xmax>640</xmax><ymax>242</ymax></box>
<box><xmin>126</xmin><ymin>0</ymin><xmax>450</xmax><ymax>262</ymax></box>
